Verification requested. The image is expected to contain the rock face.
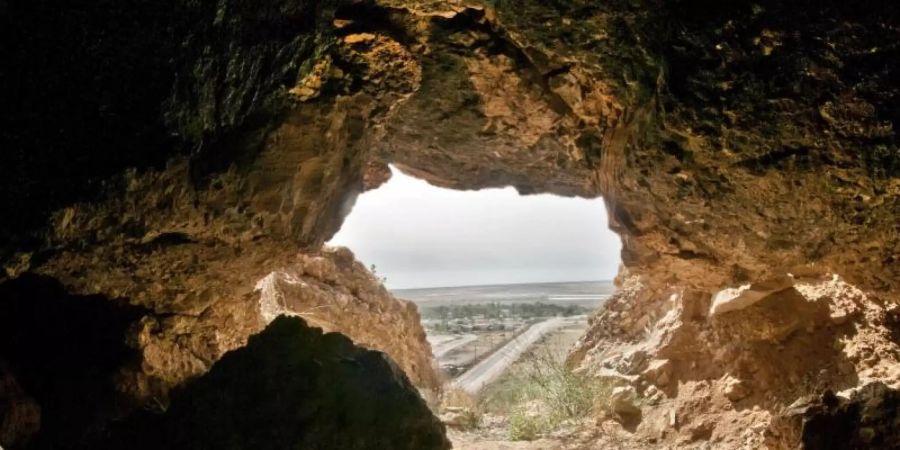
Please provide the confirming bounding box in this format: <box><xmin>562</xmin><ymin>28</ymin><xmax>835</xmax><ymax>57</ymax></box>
<box><xmin>89</xmin><ymin>316</ymin><xmax>450</xmax><ymax>450</ymax></box>
<box><xmin>0</xmin><ymin>271</ymin><xmax>441</xmax><ymax>449</ymax></box>
<box><xmin>783</xmin><ymin>383</ymin><xmax>900</xmax><ymax>450</ymax></box>
<box><xmin>256</xmin><ymin>247</ymin><xmax>441</xmax><ymax>391</ymax></box>
<box><xmin>1</xmin><ymin>0</ymin><xmax>898</xmax><ymax>448</ymax></box>
<box><xmin>0</xmin><ymin>254</ymin><xmax>440</xmax><ymax>448</ymax></box>
<box><xmin>0</xmin><ymin>275</ymin><xmax>148</xmax><ymax>449</ymax></box>
<box><xmin>570</xmin><ymin>273</ymin><xmax>900</xmax><ymax>447</ymax></box>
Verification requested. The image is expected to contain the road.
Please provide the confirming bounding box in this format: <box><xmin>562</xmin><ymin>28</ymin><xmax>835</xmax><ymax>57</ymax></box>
<box><xmin>430</xmin><ymin>334</ymin><xmax>479</xmax><ymax>358</ymax></box>
<box><xmin>451</xmin><ymin>317</ymin><xmax>568</xmax><ymax>394</ymax></box>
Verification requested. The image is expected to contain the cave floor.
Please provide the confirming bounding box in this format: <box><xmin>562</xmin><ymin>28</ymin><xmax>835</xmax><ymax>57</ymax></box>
<box><xmin>448</xmin><ymin>425</ymin><xmax>655</xmax><ymax>450</ymax></box>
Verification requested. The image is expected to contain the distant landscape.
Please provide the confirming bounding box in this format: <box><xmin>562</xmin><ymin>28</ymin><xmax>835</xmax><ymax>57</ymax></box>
<box><xmin>393</xmin><ymin>280</ymin><xmax>614</xmax><ymax>307</ymax></box>
<box><xmin>420</xmin><ymin>302</ymin><xmax>589</xmax><ymax>329</ymax></box>
<box><xmin>392</xmin><ymin>281</ymin><xmax>613</xmax><ymax>380</ymax></box>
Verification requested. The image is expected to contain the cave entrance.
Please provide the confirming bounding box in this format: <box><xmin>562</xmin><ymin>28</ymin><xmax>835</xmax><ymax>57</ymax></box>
<box><xmin>328</xmin><ymin>165</ymin><xmax>622</xmax><ymax>443</ymax></box>
<box><xmin>330</xmin><ymin>166</ymin><xmax>621</xmax><ymax>289</ymax></box>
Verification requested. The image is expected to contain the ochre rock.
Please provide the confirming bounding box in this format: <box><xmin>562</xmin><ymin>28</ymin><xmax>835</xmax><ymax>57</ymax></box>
<box><xmin>256</xmin><ymin>247</ymin><xmax>441</xmax><ymax>391</ymax></box>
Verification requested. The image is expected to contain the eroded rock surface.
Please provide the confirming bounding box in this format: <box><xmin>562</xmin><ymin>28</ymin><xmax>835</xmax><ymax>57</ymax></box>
<box><xmin>0</xmin><ymin>256</ymin><xmax>439</xmax><ymax>449</ymax></box>
<box><xmin>570</xmin><ymin>273</ymin><xmax>900</xmax><ymax>448</ymax></box>
<box><xmin>256</xmin><ymin>247</ymin><xmax>441</xmax><ymax>391</ymax></box>
<box><xmin>0</xmin><ymin>270</ymin><xmax>440</xmax><ymax>449</ymax></box>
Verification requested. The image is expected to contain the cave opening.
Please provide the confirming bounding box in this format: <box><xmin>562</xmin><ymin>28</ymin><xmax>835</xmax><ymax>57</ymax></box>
<box><xmin>326</xmin><ymin>165</ymin><xmax>624</xmax><ymax>443</ymax></box>
<box><xmin>329</xmin><ymin>166</ymin><xmax>622</xmax><ymax>289</ymax></box>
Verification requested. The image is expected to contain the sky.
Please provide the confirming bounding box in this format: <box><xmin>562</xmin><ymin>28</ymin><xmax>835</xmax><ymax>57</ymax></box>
<box><xmin>328</xmin><ymin>167</ymin><xmax>622</xmax><ymax>289</ymax></box>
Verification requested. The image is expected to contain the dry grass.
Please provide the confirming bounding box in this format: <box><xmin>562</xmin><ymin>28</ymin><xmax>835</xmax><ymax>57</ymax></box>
<box><xmin>478</xmin><ymin>329</ymin><xmax>614</xmax><ymax>440</ymax></box>
<box><xmin>441</xmin><ymin>388</ymin><xmax>484</xmax><ymax>431</ymax></box>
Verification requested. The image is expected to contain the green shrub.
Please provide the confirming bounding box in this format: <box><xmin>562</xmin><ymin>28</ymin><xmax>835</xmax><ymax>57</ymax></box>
<box><xmin>481</xmin><ymin>343</ymin><xmax>613</xmax><ymax>441</ymax></box>
<box><xmin>507</xmin><ymin>409</ymin><xmax>542</xmax><ymax>441</ymax></box>
<box><xmin>458</xmin><ymin>407</ymin><xmax>483</xmax><ymax>431</ymax></box>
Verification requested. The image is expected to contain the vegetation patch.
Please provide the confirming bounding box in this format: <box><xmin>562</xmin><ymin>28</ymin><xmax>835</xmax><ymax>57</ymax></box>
<box><xmin>479</xmin><ymin>333</ymin><xmax>613</xmax><ymax>440</ymax></box>
<box><xmin>422</xmin><ymin>302</ymin><xmax>590</xmax><ymax>333</ymax></box>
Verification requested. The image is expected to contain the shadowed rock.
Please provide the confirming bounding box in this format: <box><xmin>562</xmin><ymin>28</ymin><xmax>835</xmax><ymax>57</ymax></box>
<box><xmin>0</xmin><ymin>275</ymin><xmax>146</xmax><ymax>449</ymax></box>
<box><xmin>89</xmin><ymin>316</ymin><xmax>450</xmax><ymax>450</ymax></box>
<box><xmin>0</xmin><ymin>276</ymin><xmax>447</xmax><ymax>450</ymax></box>
<box><xmin>779</xmin><ymin>383</ymin><xmax>900</xmax><ymax>450</ymax></box>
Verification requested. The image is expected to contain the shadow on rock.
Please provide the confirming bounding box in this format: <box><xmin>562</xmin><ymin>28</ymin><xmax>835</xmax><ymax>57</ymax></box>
<box><xmin>0</xmin><ymin>274</ymin><xmax>146</xmax><ymax>449</ymax></box>
<box><xmin>91</xmin><ymin>316</ymin><xmax>450</xmax><ymax>450</ymax></box>
<box><xmin>774</xmin><ymin>382</ymin><xmax>900</xmax><ymax>450</ymax></box>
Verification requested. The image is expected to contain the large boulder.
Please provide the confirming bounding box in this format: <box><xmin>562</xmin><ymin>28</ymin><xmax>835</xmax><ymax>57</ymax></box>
<box><xmin>257</xmin><ymin>247</ymin><xmax>441</xmax><ymax>391</ymax></box>
<box><xmin>91</xmin><ymin>316</ymin><xmax>450</xmax><ymax>450</ymax></box>
<box><xmin>0</xmin><ymin>275</ymin><xmax>447</xmax><ymax>450</ymax></box>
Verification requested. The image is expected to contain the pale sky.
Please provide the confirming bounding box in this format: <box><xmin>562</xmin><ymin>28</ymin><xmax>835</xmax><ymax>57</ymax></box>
<box><xmin>328</xmin><ymin>167</ymin><xmax>622</xmax><ymax>289</ymax></box>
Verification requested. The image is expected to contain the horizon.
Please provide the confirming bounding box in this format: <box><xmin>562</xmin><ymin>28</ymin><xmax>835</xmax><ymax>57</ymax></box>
<box><xmin>329</xmin><ymin>167</ymin><xmax>623</xmax><ymax>289</ymax></box>
<box><xmin>389</xmin><ymin>278</ymin><xmax>614</xmax><ymax>292</ymax></box>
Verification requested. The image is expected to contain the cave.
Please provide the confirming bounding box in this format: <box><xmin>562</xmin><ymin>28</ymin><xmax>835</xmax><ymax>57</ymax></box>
<box><xmin>1</xmin><ymin>0</ymin><xmax>899</xmax><ymax>449</ymax></box>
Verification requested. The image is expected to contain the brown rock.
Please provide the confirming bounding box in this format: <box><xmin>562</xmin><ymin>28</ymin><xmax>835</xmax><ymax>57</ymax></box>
<box><xmin>709</xmin><ymin>275</ymin><xmax>796</xmax><ymax>316</ymax></box>
<box><xmin>722</xmin><ymin>376</ymin><xmax>750</xmax><ymax>402</ymax></box>
<box><xmin>611</xmin><ymin>386</ymin><xmax>641</xmax><ymax>417</ymax></box>
<box><xmin>256</xmin><ymin>247</ymin><xmax>441</xmax><ymax>391</ymax></box>
<box><xmin>89</xmin><ymin>317</ymin><xmax>450</xmax><ymax>450</ymax></box>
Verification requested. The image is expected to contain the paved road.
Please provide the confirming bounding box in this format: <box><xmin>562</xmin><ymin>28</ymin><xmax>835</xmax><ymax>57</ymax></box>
<box><xmin>451</xmin><ymin>317</ymin><xmax>568</xmax><ymax>394</ymax></box>
<box><xmin>431</xmin><ymin>334</ymin><xmax>479</xmax><ymax>358</ymax></box>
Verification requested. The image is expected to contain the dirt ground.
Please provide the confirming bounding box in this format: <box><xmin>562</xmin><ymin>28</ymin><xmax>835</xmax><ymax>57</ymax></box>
<box><xmin>448</xmin><ymin>418</ymin><xmax>656</xmax><ymax>450</ymax></box>
<box><xmin>446</xmin><ymin>321</ymin><xmax>657</xmax><ymax>449</ymax></box>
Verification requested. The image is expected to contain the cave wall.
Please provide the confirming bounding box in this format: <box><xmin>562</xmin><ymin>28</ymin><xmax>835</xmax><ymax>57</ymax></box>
<box><xmin>366</xmin><ymin>0</ymin><xmax>900</xmax><ymax>295</ymax></box>
<box><xmin>0</xmin><ymin>276</ymin><xmax>146</xmax><ymax>449</ymax></box>
<box><xmin>1</xmin><ymin>0</ymin><xmax>898</xmax><ymax>448</ymax></box>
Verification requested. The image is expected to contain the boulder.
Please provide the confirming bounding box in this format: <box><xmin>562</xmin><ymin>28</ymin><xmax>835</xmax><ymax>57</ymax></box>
<box><xmin>91</xmin><ymin>317</ymin><xmax>450</xmax><ymax>450</ymax></box>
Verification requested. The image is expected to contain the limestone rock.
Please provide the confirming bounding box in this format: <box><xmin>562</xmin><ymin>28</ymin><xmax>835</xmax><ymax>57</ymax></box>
<box><xmin>89</xmin><ymin>317</ymin><xmax>450</xmax><ymax>450</ymax></box>
<box><xmin>256</xmin><ymin>247</ymin><xmax>441</xmax><ymax>390</ymax></box>
<box><xmin>0</xmin><ymin>266</ymin><xmax>441</xmax><ymax>449</ymax></box>
<box><xmin>573</xmin><ymin>274</ymin><xmax>900</xmax><ymax>447</ymax></box>
<box><xmin>721</xmin><ymin>376</ymin><xmax>750</xmax><ymax>402</ymax></box>
<box><xmin>610</xmin><ymin>386</ymin><xmax>641</xmax><ymax>417</ymax></box>
<box><xmin>709</xmin><ymin>275</ymin><xmax>795</xmax><ymax>316</ymax></box>
<box><xmin>774</xmin><ymin>383</ymin><xmax>900</xmax><ymax>449</ymax></box>
<box><xmin>642</xmin><ymin>359</ymin><xmax>672</xmax><ymax>387</ymax></box>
